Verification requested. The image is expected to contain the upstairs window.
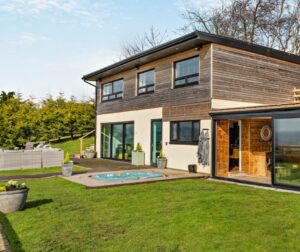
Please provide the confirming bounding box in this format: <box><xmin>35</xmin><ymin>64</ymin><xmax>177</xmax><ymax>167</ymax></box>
<box><xmin>138</xmin><ymin>69</ymin><xmax>155</xmax><ymax>95</ymax></box>
<box><xmin>174</xmin><ymin>56</ymin><xmax>199</xmax><ymax>87</ymax></box>
<box><xmin>102</xmin><ymin>79</ymin><xmax>123</xmax><ymax>102</ymax></box>
<box><xmin>170</xmin><ymin>120</ymin><xmax>200</xmax><ymax>145</ymax></box>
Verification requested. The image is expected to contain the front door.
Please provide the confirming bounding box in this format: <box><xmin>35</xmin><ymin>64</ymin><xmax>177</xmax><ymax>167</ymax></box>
<box><xmin>151</xmin><ymin>120</ymin><xmax>162</xmax><ymax>166</ymax></box>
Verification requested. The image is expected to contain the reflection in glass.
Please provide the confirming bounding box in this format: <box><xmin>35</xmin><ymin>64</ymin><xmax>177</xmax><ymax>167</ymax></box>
<box><xmin>274</xmin><ymin>118</ymin><xmax>300</xmax><ymax>187</ymax></box>
<box><xmin>151</xmin><ymin>121</ymin><xmax>162</xmax><ymax>165</ymax></box>
<box><xmin>112</xmin><ymin>124</ymin><xmax>123</xmax><ymax>160</ymax></box>
<box><xmin>101</xmin><ymin>124</ymin><xmax>111</xmax><ymax>158</ymax></box>
<box><xmin>124</xmin><ymin>124</ymin><xmax>134</xmax><ymax>160</ymax></box>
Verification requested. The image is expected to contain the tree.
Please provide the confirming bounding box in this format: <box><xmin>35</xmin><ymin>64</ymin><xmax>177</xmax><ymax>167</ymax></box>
<box><xmin>181</xmin><ymin>0</ymin><xmax>300</xmax><ymax>54</ymax></box>
<box><xmin>0</xmin><ymin>91</ymin><xmax>15</xmax><ymax>104</ymax></box>
<box><xmin>120</xmin><ymin>26</ymin><xmax>169</xmax><ymax>59</ymax></box>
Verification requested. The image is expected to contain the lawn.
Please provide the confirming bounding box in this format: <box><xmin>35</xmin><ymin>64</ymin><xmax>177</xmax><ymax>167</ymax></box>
<box><xmin>0</xmin><ymin>166</ymin><xmax>86</xmax><ymax>177</ymax></box>
<box><xmin>52</xmin><ymin>137</ymin><xmax>94</xmax><ymax>156</ymax></box>
<box><xmin>1</xmin><ymin>178</ymin><xmax>300</xmax><ymax>251</ymax></box>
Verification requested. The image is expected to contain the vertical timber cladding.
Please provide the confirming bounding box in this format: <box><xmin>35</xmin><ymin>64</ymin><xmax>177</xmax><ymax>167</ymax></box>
<box><xmin>212</xmin><ymin>44</ymin><xmax>300</xmax><ymax>104</ymax></box>
<box><xmin>216</xmin><ymin>120</ymin><xmax>229</xmax><ymax>176</ymax></box>
<box><xmin>96</xmin><ymin>44</ymin><xmax>212</xmax><ymax>115</ymax></box>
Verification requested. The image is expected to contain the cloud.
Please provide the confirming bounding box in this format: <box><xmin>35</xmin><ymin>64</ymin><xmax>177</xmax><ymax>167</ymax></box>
<box><xmin>0</xmin><ymin>0</ymin><xmax>112</xmax><ymax>28</ymax></box>
<box><xmin>17</xmin><ymin>32</ymin><xmax>49</xmax><ymax>45</ymax></box>
<box><xmin>174</xmin><ymin>0</ymin><xmax>224</xmax><ymax>12</ymax></box>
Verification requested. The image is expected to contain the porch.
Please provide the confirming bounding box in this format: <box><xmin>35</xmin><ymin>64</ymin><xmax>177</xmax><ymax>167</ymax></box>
<box><xmin>211</xmin><ymin>103</ymin><xmax>300</xmax><ymax>189</ymax></box>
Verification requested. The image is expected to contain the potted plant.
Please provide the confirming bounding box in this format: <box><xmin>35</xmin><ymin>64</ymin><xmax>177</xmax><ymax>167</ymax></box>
<box><xmin>131</xmin><ymin>143</ymin><xmax>145</xmax><ymax>166</ymax></box>
<box><xmin>0</xmin><ymin>180</ymin><xmax>29</xmax><ymax>213</ymax></box>
<box><xmin>62</xmin><ymin>152</ymin><xmax>73</xmax><ymax>177</ymax></box>
<box><xmin>85</xmin><ymin>148</ymin><xmax>96</xmax><ymax>159</ymax></box>
<box><xmin>157</xmin><ymin>150</ymin><xmax>167</xmax><ymax>169</ymax></box>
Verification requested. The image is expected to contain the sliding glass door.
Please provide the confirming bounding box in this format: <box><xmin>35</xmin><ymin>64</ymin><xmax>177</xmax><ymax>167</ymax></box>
<box><xmin>101</xmin><ymin>122</ymin><xmax>134</xmax><ymax>161</ymax></box>
<box><xmin>274</xmin><ymin>117</ymin><xmax>300</xmax><ymax>187</ymax></box>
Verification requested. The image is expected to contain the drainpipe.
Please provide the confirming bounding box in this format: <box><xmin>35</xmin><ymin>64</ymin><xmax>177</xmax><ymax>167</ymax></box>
<box><xmin>83</xmin><ymin>79</ymin><xmax>97</xmax><ymax>158</ymax></box>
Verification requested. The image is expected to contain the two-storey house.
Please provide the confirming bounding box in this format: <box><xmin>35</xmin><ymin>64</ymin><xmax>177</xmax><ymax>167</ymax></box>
<box><xmin>83</xmin><ymin>31</ymin><xmax>300</xmax><ymax>190</ymax></box>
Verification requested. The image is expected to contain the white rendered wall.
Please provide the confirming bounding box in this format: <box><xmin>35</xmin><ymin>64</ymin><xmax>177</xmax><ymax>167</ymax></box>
<box><xmin>96</xmin><ymin>108</ymin><xmax>162</xmax><ymax>165</ymax></box>
<box><xmin>162</xmin><ymin>120</ymin><xmax>211</xmax><ymax>174</ymax></box>
<box><xmin>212</xmin><ymin>99</ymin><xmax>262</xmax><ymax>109</ymax></box>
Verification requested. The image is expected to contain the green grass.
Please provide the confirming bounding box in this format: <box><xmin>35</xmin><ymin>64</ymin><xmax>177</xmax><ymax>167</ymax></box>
<box><xmin>1</xmin><ymin>178</ymin><xmax>300</xmax><ymax>251</ymax></box>
<box><xmin>0</xmin><ymin>166</ymin><xmax>86</xmax><ymax>177</ymax></box>
<box><xmin>52</xmin><ymin>137</ymin><xmax>94</xmax><ymax>156</ymax></box>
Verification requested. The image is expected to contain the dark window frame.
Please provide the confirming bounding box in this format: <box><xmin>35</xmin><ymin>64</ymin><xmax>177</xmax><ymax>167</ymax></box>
<box><xmin>174</xmin><ymin>56</ymin><xmax>200</xmax><ymax>88</ymax></box>
<box><xmin>137</xmin><ymin>69</ymin><xmax>155</xmax><ymax>95</ymax></box>
<box><xmin>101</xmin><ymin>79</ymin><xmax>123</xmax><ymax>102</ymax></box>
<box><xmin>170</xmin><ymin>120</ymin><xmax>200</xmax><ymax>145</ymax></box>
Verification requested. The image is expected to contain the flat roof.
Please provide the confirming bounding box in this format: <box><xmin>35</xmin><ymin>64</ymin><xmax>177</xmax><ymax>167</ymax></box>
<box><xmin>82</xmin><ymin>30</ymin><xmax>300</xmax><ymax>81</ymax></box>
<box><xmin>210</xmin><ymin>102</ymin><xmax>300</xmax><ymax>117</ymax></box>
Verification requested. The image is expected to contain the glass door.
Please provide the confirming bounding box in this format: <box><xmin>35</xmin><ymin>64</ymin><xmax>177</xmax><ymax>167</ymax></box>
<box><xmin>101</xmin><ymin>122</ymin><xmax>134</xmax><ymax>161</ymax></box>
<box><xmin>274</xmin><ymin>117</ymin><xmax>300</xmax><ymax>187</ymax></box>
<box><xmin>151</xmin><ymin>120</ymin><xmax>162</xmax><ymax>165</ymax></box>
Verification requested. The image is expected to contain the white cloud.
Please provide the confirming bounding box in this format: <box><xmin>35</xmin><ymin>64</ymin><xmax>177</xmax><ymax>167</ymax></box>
<box><xmin>17</xmin><ymin>32</ymin><xmax>48</xmax><ymax>45</ymax></box>
<box><xmin>0</xmin><ymin>0</ymin><xmax>112</xmax><ymax>28</ymax></box>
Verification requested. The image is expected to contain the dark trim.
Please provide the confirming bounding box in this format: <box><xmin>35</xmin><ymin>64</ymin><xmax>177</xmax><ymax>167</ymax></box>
<box><xmin>169</xmin><ymin>120</ymin><xmax>200</xmax><ymax>145</ymax></box>
<box><xmin>101</xmin><ymin>79</ymin><xmax>124</xmax><ymax>102</ymax></box>
<box><xmin>174</xmin><ymin>56</ymin><xmax>199</xmax><ymax>88</ymax></box>
<box><xmin>83</xmin><ymin>30</ymin><xmax>300</xmax><ymax>81</ymax></box>
<box><xmin>271</xmin><ymin>118</ymin><xmax>275</xmax><ymax>185</ymax></box>
<box><xmin>150</xmin><ymin>119</ymin><xmax>163</xmax><ymax>166</ymax></box>
<box><xmin>100</xmin><ymin>121</ymin><xmax>134</xmax><ymax>161</ymax></box>
<box><xmin>211</xmin><ymin>119</ymin><xmax>217</xmax><ymax>177</ymax></box>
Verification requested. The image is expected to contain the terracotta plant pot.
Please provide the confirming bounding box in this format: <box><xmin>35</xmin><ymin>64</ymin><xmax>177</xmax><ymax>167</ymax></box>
<box><xmin>0</xmin><ymin>188</ymin><xmax>29</xmax><ymax>213</ymax></box>
<box><xmin>62</xmin><ymin>161</ymin><xmax>73</xmax><ymax>177</ymax></box>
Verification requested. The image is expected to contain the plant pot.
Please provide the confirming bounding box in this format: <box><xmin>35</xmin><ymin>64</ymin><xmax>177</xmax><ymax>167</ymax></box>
<box><xmin>157</xmin><ymin>157</ymin><xmax>167</xmax><ymax>169</ymax></box>
<box><xmin>62</xmin><ymin>161</ymin><xmax>73</xmax><ymax>177</ymax></box>
<box><xmin>0</xmin><ymin>188</ymin><xmax>29</xmax><ymax>213</ymax></box>
<box><xmin>85</xmin><ymin>150</ymin><xmax>95</xmax><ymax>159</ymax></box>
<box><xmin>132</xmin><ymin>151</ymin><xmax>145</xmax><ymax>166</ymax></box>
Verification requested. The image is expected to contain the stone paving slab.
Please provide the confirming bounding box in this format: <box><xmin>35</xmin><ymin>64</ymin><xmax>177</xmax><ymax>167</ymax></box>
<box><xmin>63</xmin><ymin>168</ymin><xmax>209</xmax><ymax>189</ymax></box>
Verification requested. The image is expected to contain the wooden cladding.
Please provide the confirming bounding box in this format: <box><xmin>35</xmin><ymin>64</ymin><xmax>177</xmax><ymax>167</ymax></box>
<box><xmin>216</xmin><ymin>120</ymin><xmax>229</xmax><ymax>176</ymax></box>
<box><xmin>96</xmin><ymin>45</ymin><xmax>211</xmax><ymax>120</ymax></box>
<box><xmin>212</xmin><ymin>44</ymin><xmax>300</xmax><ymax>104</ymax></box>
<box><xmin>163</xmin><ymin>102</ymin><xmax>211</xmax><ymax>121</ymax></box>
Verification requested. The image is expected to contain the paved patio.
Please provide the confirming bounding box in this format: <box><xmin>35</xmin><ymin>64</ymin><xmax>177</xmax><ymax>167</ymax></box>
<box><xmin>63</xmin><ymin>168</ymin><xmax>208</xmax><ymax>189</ymax></box>
<box><xmin>72</xmin><ymin>158</ymin><xmax>154</xmax><ymax>171</ymax></box>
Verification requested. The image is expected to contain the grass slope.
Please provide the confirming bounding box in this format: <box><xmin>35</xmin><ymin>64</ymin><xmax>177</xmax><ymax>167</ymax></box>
<box><xmin>0</xmin><ymin>166</ymin><xmax>85</xmax><ymax>177</ymax></box>
<box><xmin>52</xmin><ymin>137</ymin><xmax>94</xmax><ymax>156</ymax></box>
<box><xmin>1</xmin><ymin>178</ymin><xmax>300</xmax><ymax>251</ymax></box>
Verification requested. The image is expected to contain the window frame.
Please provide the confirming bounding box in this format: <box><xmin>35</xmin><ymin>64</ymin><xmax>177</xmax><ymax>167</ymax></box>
<box><xmin>170</xmin><ymin>120</ymin><xmax>200</xmax><ymax>145</ymax></box>
<box><xmin>137</xmin><ymin>68</ymin><xmax>155</xmax><ymax>95</ymax></box>
<box><xmin>101</xmin><ymin>79</ymin><xmax>124</xmax><ymax>102</ymax></box>
<box><xmin>173</xmin><ymin>56</ymin><xmax>200</xmax><ymax>88</ymax></box>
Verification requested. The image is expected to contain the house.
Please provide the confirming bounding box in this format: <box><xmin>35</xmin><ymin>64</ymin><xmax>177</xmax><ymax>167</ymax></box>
<box><xmin>82</xmin><ymin>31</ymin><xmax>300</xmax><ymax>190</ymax></box>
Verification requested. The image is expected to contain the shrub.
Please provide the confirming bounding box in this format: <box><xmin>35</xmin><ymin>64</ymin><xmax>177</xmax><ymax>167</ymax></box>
<box><xmin>64</xmin><ymin>152</ymin><xmax>71</xmax><ymax>164</ymax></box>
<box><xmin>135</xmin><ymin>143</ymin><xmax>143</xmax><ymax>152</ymax></box>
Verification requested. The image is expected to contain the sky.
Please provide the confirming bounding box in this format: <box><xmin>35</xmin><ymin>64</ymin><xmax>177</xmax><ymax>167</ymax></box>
<box><xmin>0</xmin><ymin>0</ymin><xmax>220</xmax><ymax>100</ymax></box>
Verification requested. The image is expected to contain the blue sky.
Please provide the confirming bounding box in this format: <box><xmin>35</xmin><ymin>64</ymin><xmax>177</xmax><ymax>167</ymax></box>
<box><xmin>0</xmin><ymin>0</ymin><xmax>219</xmax><ymax>100</ymax></box>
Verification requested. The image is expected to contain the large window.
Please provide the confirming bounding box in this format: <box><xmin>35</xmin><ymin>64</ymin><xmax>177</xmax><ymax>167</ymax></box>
<box><xmin>101</xmin><ymin>122</ymin><xmax>134</xmax><ymax>161</ymax></box>
<box><xmin>274</xmin><ymin>117</ymin><xmax>300</xmax><ymax>187</ymax></box>
<box><xmin>174</xmin><ymin>56</ymin><xmax>199</xmax><ymax>87</ymax></box>
<box><xmin>102</xmin><ymin>79</ymin><xmax>123</xmax><ymax>102</ymax></box>
<box><xmin>170</xmin><ymin>121</ymin><xmax>200</xmax><ymax>145</ymax></box>
<box><xmin>138</xmin><ymin>69</ymin><xmax>155</xmax><ymax>95</ymax></box>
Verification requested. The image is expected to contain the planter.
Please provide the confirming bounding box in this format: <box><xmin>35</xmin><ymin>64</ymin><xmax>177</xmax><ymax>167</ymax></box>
<box><xmin>132</xmin><ymin>151</ymin><xmax>145</xmax><ymax>166</ymax></box>
<box><xmin>188</xmin><ymin>164</ymin><xmax>197</xmax><ymax>173</ymax></box>
<box><xmin>157</xmin><ymin>157</ymin><xmax>167</xmax><ymax>169</ymax></box>
<box><xmin>62</xmin><ymin>161</ymin><xmax>73</xmax><ymax>177</ymax></box>
<box><xmin>0</xmin><ymin>188</ymin><xmax>29</xmax><ymax>213</ymax></box>
<box><xmin>85</xmin><ymin>150</ymin><xmax>96</xmax><ymax>159</ymax></box>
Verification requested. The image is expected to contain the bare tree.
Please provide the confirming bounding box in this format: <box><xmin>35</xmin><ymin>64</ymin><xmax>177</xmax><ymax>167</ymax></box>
<box><xmin>181</xmin><ymin>0</ymin><xmax>300</xmax><ymax>54</ymax></box>
<box><xmin>119</xmin><ymin>26</ymin><xmax>169</xmax><ymax>59</ymax></box>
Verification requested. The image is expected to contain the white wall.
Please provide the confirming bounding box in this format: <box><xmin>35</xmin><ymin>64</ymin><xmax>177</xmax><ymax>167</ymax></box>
<box><xmin>212</xmin><ymin>99</ymin><xmax>262</xmax><ymax>109</ymax></box>
<box><xmin>162</xmin><ymin>120</ymin><xmax>211</xmax><ymax>174</ymax></box>
<box><xmin>96</xmin><ymin>108</ymin><xmax>162</xmax><ymax>165</ymax></box>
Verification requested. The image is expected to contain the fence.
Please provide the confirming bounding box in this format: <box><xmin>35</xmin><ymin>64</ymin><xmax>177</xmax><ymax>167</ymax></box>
<box><xmin>0</xmin><ymin>149</ymin><xmax>64</xmax><ymax>171</ymax></box>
